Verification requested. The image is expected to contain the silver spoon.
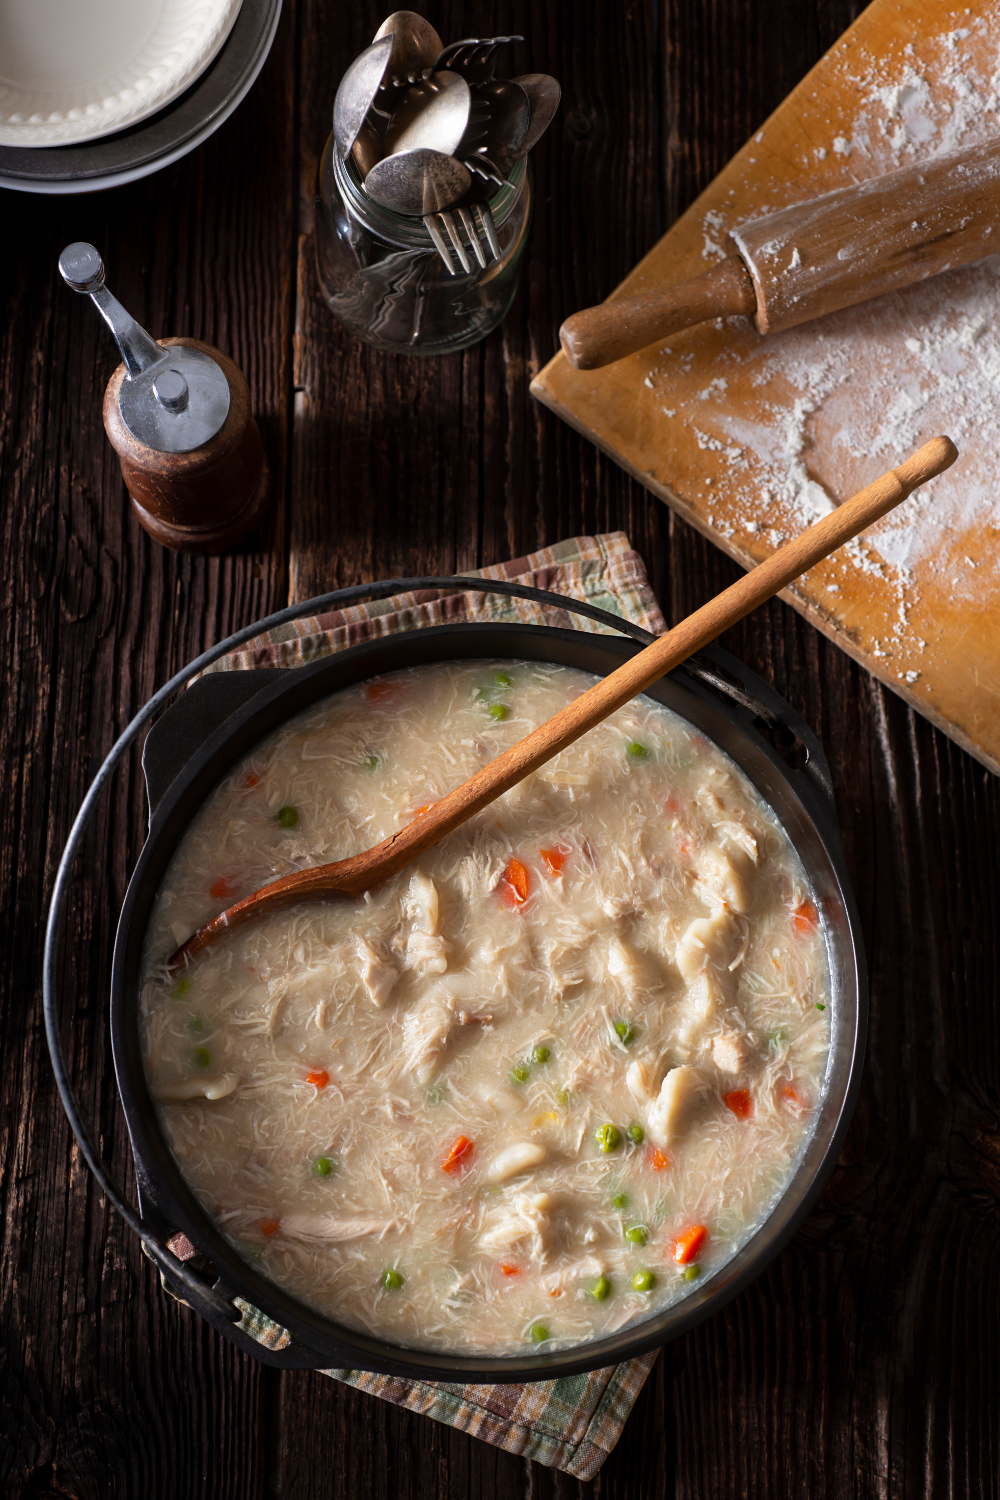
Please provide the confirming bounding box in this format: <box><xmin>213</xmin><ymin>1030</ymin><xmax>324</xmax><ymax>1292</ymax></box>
<box><xmin>351</xmin><ymin>116</ymin><xmax>384</xmax><ymax>178</ymax></box>
<box><xmin>373</xmin><ymin>11</ymin><xmax>444</xmax><ymax>102</ymax></box>
<box><xmin>472</xmin><ymin>79</ymin><xmax>530</xmax><ymax>178</ymax></box>
<box><xmin>433</xmin><ymin>35</ymin><xmax>523</xmax><ymax>85</ymax></box>
<box><xmin>364</xmin><ymin>148</ymin><xmax>471</xmax><ymax>216</ymax></box>
<box><xmin>511</xmin><ymin>73</ymin><xmax>562</xmax><ymax>155</ymax></box>
<box><xmin>383</xmin><ymin>71</ymin><xmax>471</xmax><ymax>158</ymax></box>
<box><xmin>334</xmin><ymin>36</ymin><xmax>394</xmax><ymax>160</ymax></box>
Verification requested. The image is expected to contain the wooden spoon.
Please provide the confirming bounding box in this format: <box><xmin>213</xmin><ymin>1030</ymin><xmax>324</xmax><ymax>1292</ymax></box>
<box><xmin>169</xmin><ymin>437</ymin><xmax>956</xmax><ymax>971</ymax></box>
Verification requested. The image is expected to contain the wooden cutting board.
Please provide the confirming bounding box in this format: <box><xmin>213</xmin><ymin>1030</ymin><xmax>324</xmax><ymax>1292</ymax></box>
<box><xmin>532</xmin><ymin>0</ymin><xmax>1000</xmax><ymax>776</ymax></box>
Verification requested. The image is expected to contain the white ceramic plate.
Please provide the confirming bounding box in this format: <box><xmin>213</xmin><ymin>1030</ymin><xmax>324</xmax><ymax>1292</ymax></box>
<box><xmin>0</xmin><ymin>0</ymin><xmax>243</xmax><ymax>147</ymax></box>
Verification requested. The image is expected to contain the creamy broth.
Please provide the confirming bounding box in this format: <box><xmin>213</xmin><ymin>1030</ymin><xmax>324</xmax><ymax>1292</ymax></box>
<box><xmin>141</xmin><ymin>660</ymin><xmax>831</xmax><ymax>1355</ymax></box>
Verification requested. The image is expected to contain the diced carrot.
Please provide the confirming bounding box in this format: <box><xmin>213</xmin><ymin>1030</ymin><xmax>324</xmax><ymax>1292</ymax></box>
<box><xmin>781</xmin><ymin>1083</ymin><xmax>810</xmax><ymax>1112</ymax></box>
<box><xmin>724</xmin><ymin>1089</ymin><xmax>754</xmax><ymax>1121</ymax></box>
<box><xmin>499</xmin><ymin>1262</ymin><xmax>521</xmax><ymax>1277</ymax></box>
<box><xmin>412</xmin><ymin>802</ymin><xmax>436</xmax><ymax>819</ymax></box>
<box><xmin>260</xmin><ymin>1217</ymin><xmax>281</xmax><ymax>1237</ymax></box>
<box><xmin>209</xmin><ymin>873</ymin><xmax>240</xmax><ymax>900</ymax></box>
<box><xmin>665</xmin><ymin>793</ymin><xmax>680</xmax><ymax>815</ymax></box>
<box><xmin>671</xmin><ymin>1223</ymin><xmax>708</xmax><ymax>1264</ymax></box>
<box><xmin>678</xmin><ymin>838</ymin><xmax>692</xmax><ymax>858</ymax></box>
<box><xmin>367</xmin><ymin>681</ymin><xmax>398</xmax><ymax>702</ymax></box>
<box><xmin>442</xmin><ymin>1135</ymin><xmax>475</xmax><ymax>1174</ymax></box>
<box><xmin>240</xmin><ymin>771</ymin><xmax>261</xmax><ymax>789</ymax></box>
<box><xmin>540</xmin><ymin>846</ymin><xmax>569</xmax><ymax>877</ymax></box>
<box><xmin>306</xmin><ymin>1068</ymin><xmax>330</xmax><ymax>1090</ymax></box>
<box><xmin>549</xmin><ymin>1288</ymin><xmax>563</xmax><ymax>1297</ymax></box>
<box><xmin>793</xmin><ymin>899</ymin><xmax>818</xmax><ymax>934</ymax></box>
<box><xmin>647</xmin><ymin>1145</ymin><xmax>671</xmax><ymax>1172</ymax></box>
<box><xmin>499</xmin><ymin>857</ymin><xmax>530</xmax><ymax>907</ymax></box>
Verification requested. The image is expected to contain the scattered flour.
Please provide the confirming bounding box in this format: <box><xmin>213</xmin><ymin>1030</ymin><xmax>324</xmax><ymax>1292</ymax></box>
<box><xmin>669</xmin><ymin>11</ymin><xmax>1000</xmax><ymax>679</ymax></box>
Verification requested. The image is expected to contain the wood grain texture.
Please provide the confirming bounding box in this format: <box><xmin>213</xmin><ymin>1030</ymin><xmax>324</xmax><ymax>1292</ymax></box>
<box><xmin>2</xmin><ymin>1</ymin><xmax>998</xmax><ymax>1499</ymax></box>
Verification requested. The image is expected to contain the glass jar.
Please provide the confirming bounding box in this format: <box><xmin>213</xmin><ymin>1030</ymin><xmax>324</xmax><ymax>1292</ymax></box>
<box><xmin>314</xmin><ymin>132</ymin><xmax>532</xmax><ymax>355</ymax></box>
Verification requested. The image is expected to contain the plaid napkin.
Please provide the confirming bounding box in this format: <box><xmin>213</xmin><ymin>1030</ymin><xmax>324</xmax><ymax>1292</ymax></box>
<box><xmin>203</xmin><ymin>532</ymin><xmax>667</xmax><ymax>1479</ymax></box>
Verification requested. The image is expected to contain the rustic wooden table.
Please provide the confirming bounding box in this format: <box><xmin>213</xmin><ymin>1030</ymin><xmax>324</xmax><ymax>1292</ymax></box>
<box><xmin>2</xmin><ymin>2</ymin><xmax>997</xmax><ymax>1496</ymax></box>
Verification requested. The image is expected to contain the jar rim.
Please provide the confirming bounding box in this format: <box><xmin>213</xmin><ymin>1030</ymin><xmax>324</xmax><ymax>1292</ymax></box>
<box><xmin>331</xmin><ymin>141</ymin><xmax>526</xmax><ymax>252</ymax></box>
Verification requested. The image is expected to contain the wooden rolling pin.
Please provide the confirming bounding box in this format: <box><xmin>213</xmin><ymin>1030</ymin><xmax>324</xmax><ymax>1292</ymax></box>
<box><xmin>560</xmin><ymin>136</ymin><xmax>1000</xmax><ymax>369</ymax></box>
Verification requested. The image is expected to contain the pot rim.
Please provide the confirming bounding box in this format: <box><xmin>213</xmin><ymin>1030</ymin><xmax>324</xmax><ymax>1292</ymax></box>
<box><xmin>107</xmin><ymin>614</ymin><xmax>867</xmax><ymax>1382</ymax></box>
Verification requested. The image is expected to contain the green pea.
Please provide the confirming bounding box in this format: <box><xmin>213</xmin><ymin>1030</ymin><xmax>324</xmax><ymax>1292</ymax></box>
<box><xmin>381</xmin><ymin>1267</ymin><xmax>404</xmax><ymax>1291</ymax></box>
<box><xmin>528</xmin><ymin>1321</ymin><xmax>549</xmax><ymax>1345</ymax></box>
<box><xmin>611</xmin><ymin>1192</ymin><xmax>629</xmax><ymax>1212</ymax></box>
<box><xmin>532</xmin><ymin>1044</ymin><xmax>551</xmax><ymax>1065</ymax></box>
<box><xmin>631</xmin><ymin>1268</ymin><xmax>656</xmax><ymax>1292</ymax></box>
<box><xmin>589</xmin><ymin>1276</ymin><xmax>612</xmax><ymax>1302</ymax></box>
<box><xmin>192</xmin><ymin>1046</ymin><xmax>211</xmax><ymax>1069</ymax></box>
<box><xmin>171</xmin><ymin>974</ymin><xmax>192</xmax><ymax>998</ymax></box>
<box><xmin>494</xmin><ymin>671</ymin><xmax>513</xmax><ymax>688</ymax></box>
<box><xmin>595</xmin><ymin>1123</ymin><xmax>621</xmax><ymax>1154</ymax></box>
<box><xmin>510</xmin><ymin>1061</ymin><xmax>531</xmax><ymax>1085</ymax></box>
<box><xmin>683</xmin><ymin>1265</ymin><xmax>701</xmax><ymax>1282</ymax></box>
<box><xmin>362</xmin><ymin>753</ymin><xmax>380</xmax><ymax>771</ymax></box>
<box><xmin>187</xmin><ymin>1016</ymin><xmax>205</xmax><ymax>1035</ymax></box>
<box><xmin>426</xmin><ymin>1085</ymin><xmax>449</xmax><ymax>1106</ymax></box>
<box><xmin>627</xmin><ymin>1123</ymin><xmax>645</xmax><ymax>1145</ymax></box>
<box><xmin>277</xmin><ymin>805</ymin><xmax>299</xmax><ymax>828</ymax></box>
<box><xmin>488</xmin><ymin>703</ymin><xmax>509</xmax><ymax>721</ymax></box>
<box><xmin>767</xmin><ymin>1027</ymin><xmax>790</xmax><ymax>1048</ymax></box>
<box><xmin>624</xmin><ymin>1225</ymin><xmax>649</xmax><ymax>1246</ymax></box>
<box><xmin>614</xmin><ymin>1020</ymin><xmax>636</xmax><ymax>1045</ymax></box>
<box><xmin>627</xmin><ymin>741</ymin><xmax>650</xmax><ymax>761</ymax></box>
<box><xmin>313</xmin><ymin>1156</ymin><xmax>335</xmax><ymax>1178</ymax></box>
<box><xmin>556</xmin><ymin>1089</ymin><xmax>569</xmax><ymax>1107</ymax></box>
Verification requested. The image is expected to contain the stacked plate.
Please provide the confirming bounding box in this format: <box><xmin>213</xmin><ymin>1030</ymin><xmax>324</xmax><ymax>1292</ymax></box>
<box><xmin>0</xmin><ymin>0</ymin><xmax>281</xmax><ymax>194</ymax></box>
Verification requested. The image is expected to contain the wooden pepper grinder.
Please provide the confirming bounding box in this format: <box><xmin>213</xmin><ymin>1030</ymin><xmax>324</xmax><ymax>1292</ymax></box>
<box><xmin>59</xmin><ymin>242</ymin><xmax>271</xmax><ymax>554</ymax></box>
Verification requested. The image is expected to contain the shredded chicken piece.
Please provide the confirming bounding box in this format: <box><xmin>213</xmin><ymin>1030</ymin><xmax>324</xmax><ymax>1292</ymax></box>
<box><xmin>404</xmin><ymin>929</ymin><xmax>449</xmax><ymax>975</ymax></box>
<box><xmin>355</xmin><ymin>936</ymin><xmax>399</xmax><ymax>1008</ymax></box>
<box><xmin>692</xmin><ymin>846</ymin><xmax>752</xmax><ymax>913</ymax></box>
<box><xmin>647</xmin><ymin>1065</ymin><xmax>705</xmax><ymax>1146</ymax></box>
<box><xmin>712</xmin><ymin>1032</ymin><xmax>748</xmax><ymax>1074</ymax></box>
<box><xmin>279</xmin><ymin>1215</ymin><xmax>401</xmax><ymax>1242</ymax></box>
<box><xmin>478</xmin><ymin>1192</ymin><xmax>560</xmax><ymax>1262</ymax></box>
<box><xmin>675</xmin><ymin>909</ymin><xmax>739</xmax><ymax>982</ymax></box>
<box><xmin>485</xmin><ymin>1141</ymin><xmax>548</xmax><ymax>1183</ymax></box>
<box><xmin>154</xmin><ymin>1073</ymin><xmax>240</xmax><ymax>1103</ymax></box>
<box><xmin>404</xmin><ymin>871</ymin><xmax>440</xmax><ymax>934</ymax></box>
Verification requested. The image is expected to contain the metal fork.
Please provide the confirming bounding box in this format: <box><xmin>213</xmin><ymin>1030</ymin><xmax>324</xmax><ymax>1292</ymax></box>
<box><xmin>424</xmin><ymin>156</ymin><xmax>504</xmax><ymax>275</ymax></box>
<box><xmin>433</xmin><ymin>35</ymin><xmax>523</xmax><ymax>85</ymax></box>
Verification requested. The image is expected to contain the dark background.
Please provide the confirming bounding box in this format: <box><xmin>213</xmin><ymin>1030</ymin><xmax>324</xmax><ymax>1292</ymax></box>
<box><xmin>2</xmin><ymin>2</ymin><xmax>998</xmax><ymax>1496</ymax></box>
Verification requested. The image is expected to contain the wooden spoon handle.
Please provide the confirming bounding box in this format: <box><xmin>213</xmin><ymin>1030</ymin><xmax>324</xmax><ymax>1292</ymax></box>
<box><xmin>347</xmin><ymin>436</ymin><xmax>957</xmax><ymax>890</ymax></box>
<box><xmin>169</xmin><ymin>437</ymin><xmax>956</xmax><ymax>967</ymax></box>
<box><xmin>559</xmin><ymin>256</ymin><xmax>756</xmax><ymax>370</ymax></box>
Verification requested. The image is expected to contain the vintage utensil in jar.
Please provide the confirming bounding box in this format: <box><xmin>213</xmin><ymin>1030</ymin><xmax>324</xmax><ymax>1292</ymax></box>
<box><xmin>364</xmin><ymin>147</ymin><xmax>470</xmax><ymax>214</ymax></box>
<box><xmin>433</xmin><ymin>35</ymin><xmax>523</xmax><ymax>84</ymax></box>
<box><xmin>59</xmin><ymin>242</ymin><xmax>270</xmax><ymax>554</ymax></box>
<box><xmin>560</xmin><ymin>135</ymin><xmax>1000</xmax><ymax>369</ymax></box>
<box><xmin>372</xmin><ymin>9</ymin><xmax>443</xmax><ymax>101</ymax></box>
<box><xmin>169</xmin><ymin>436</ymin><xmax>956</xmax><ymax>966</ymax></box>
<box><xmin>512</xmin><ymin>73</ymin><xmax>562</xmax><ymax>155</ymax></box>
<box><xmin>333</xmin><ymin>36</ymin><xmax>394</xmax><ymax>159</ymax></box>
<box><xmin>383</xmin><ymin>70</ymin><xmax>471</xmax><ymax>156</ymax></box>
<box><xmin>472</xmin><ymin>79</ymin><xmax>530</xmax><ymax>177</ymax></box>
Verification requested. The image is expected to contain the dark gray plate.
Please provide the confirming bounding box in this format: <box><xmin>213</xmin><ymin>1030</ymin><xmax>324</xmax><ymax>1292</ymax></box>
<box><xmin>0</xmin><ymin>0</ymin><xmax>281</xmax><ymax>194</ymax></box>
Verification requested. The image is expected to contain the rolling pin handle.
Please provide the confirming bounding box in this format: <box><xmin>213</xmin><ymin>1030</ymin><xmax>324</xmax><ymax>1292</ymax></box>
<box><xmin>559</xmin><ymin>255</ymin><xmax>757</xmax><ymax>370</ymax></box>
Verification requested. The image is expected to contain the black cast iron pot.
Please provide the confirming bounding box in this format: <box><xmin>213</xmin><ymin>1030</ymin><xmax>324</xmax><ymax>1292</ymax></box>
<box><xmin>46</xmin><ymin>579</ymin><xmax>867</xmax><ymax>1382</ymax></box>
